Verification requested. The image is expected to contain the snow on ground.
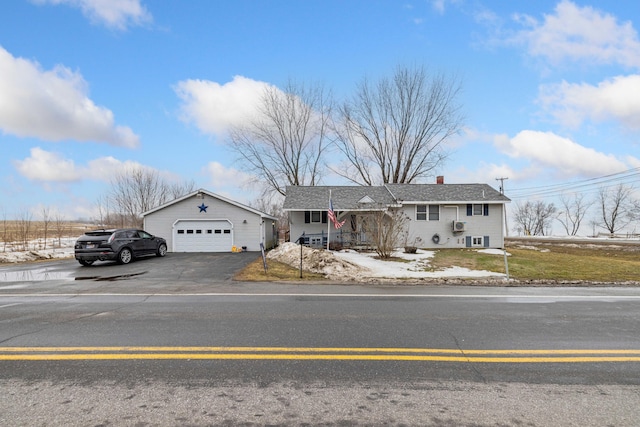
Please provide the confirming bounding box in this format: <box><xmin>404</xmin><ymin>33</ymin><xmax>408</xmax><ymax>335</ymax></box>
<box><xmin>268</xmin><ymin>242</ymin><xmax>506</xmax><ymax>281</ymax></box>
<box><xmin>0</xmin><ymin>238</ymin><xmax>76</xmax><ymax>263</ymax></box>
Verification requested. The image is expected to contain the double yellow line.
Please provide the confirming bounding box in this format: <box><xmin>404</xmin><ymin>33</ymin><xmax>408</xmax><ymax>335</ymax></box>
<box><xmin>2</xmin><ymin>347</ymin><xmax>640</xmax><ymax>363</ymax></box>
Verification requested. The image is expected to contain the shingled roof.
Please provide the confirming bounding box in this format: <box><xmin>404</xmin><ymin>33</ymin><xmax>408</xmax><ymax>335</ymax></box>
<box><xmin>283</xmin><ymin>184</ymin><xmax>510</xmax><ymax>211</ymax></box>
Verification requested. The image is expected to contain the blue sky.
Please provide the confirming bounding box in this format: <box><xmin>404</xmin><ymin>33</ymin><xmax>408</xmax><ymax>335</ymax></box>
<box><xmin>1</xmin><ymin>0</ymin><xmax>639</xmax><ymax>225</ymax></box>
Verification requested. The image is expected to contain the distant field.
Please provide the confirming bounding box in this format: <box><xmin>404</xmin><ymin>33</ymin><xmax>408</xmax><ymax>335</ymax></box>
<box><xmin>0</xmin><ymin>221</ymin><xmax>94</xmax><ymax>251</ymax></box>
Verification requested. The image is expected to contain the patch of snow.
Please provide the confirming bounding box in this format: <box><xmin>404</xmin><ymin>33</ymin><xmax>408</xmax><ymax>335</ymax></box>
<box><xmin>478</xmin><ymin>248</ymin><xmax>510</xmax><ymax>256</ymax></box>
<box><xmin>269</xmin><ymin>242</ymin><xmax>505</xmax><ymax>281</ymax></box>
<box><xmin>0</xmin><ymin>238</ymin><xmax>75</xmax><ymax>263</ymax></box>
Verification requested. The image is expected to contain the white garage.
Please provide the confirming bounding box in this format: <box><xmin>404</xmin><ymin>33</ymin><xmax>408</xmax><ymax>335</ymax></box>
<box><xmin>141</xmin><ymin>189</ymin><xmax>278</xmax><ymax>253</ymax></box>
<box><xmin>173</xmin><ymin>220</ymin><xmax>233</xmax><ymax>252</ymax></box>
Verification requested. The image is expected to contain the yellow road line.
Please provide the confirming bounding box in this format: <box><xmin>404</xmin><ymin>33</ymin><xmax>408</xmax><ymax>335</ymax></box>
<box><xmin>1</xmin><ymin>347</ymin><xmax>640</xmax><ymax>362</ymax></box>
<box><xmin>2</xmin><ymin>346</ymin><xmax>640</xmax><ymax>354</ymax></box>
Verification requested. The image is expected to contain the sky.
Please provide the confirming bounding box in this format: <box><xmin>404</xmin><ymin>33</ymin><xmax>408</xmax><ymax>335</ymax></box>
<box><xmin>1</xmin><ymin>0</ymin><xmax>639</xmax><ymax>229</ymax></box>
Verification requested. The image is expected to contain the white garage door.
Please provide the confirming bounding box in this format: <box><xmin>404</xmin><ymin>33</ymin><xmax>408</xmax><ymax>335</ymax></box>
<box><xmin>174</xmin><ymin>220</ymin><xmax>233</xmax><ymax>252</ymax></box>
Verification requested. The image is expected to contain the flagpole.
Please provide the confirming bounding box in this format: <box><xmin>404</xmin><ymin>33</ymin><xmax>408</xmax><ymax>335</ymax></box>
<box><xmin>327</xmin><ymin>189</ymin><xmax>331</xmax><ymax>250</ymax></box>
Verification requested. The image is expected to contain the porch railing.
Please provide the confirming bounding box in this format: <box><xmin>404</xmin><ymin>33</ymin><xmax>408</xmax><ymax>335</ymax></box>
<box><xmin>295</xmin><ymin>230</ymin><xmax>370</xmax><ymax>249</ymax></box>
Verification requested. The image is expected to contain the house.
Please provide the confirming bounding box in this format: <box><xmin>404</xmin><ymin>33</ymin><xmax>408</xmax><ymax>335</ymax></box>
<box><xmin>283</xmin><ymin>180</ymin><xmax>510</xmax><ymax>249</ymax></box>
<box><xmin>141</xmin><ymin>189</ymin><xmax>278</xmax><ymax>252</ymax></box>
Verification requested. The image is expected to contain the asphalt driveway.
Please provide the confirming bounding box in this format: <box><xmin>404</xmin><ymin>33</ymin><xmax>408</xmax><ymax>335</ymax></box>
<box><xmin>0</xmin><ymin>252</ymin><xmax>262</xmax><ymax>294</ymax></box>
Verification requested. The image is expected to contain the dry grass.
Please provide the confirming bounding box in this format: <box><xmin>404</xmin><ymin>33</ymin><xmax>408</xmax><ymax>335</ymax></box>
<box><xmin>0</xmin><ymin>221</ymin><xmax>91</xmax><ymax>240</ymax></box>
<box><xmin>430</xmin><ymin>244</ymin><xmax>640</xmax><ymax>282</ymax></box>
<box><xmin>234</xmin><ymin>259</ymin><xmax>327</xmax><ymax>281</ymax></box>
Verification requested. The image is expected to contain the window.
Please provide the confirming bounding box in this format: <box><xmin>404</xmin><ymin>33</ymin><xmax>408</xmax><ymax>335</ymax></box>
<box><xmin>215</xmin><ymin>230</ymin><xmax>221</xmax><ymax>234</ymax></box>
<box><xmin>472</xmin><ymin>236</ymin><xmax>483</xmax><ymax>246</ymax></box>
<box><xmin>305</xmin><ymin>211</ymin><xmax>328</xmax><ymax>223</ymax></box>
<box><xmin>207</xmin><ymin>230</ymin><xmax>212</xmax><ymax>234</ymax></box>
<box><xmin>416</xmin><ymin>205</ymin><xmax>439</xmax><ymax>221</ymax></box>
<box><xmin>186</xmin><ymin>230</ymin><xmax>194</xmax><ymax>234</ymax></box>
<box><xmin>468</xmin><ymin>204</ymin><xmax>489</xmax><ymax>216</ymax></box>
<box><xmin>223</xmin><ymin>230</ymin><xmax>231</xmax><ymax>234</ymax></box>
<box><xmin>177</xmin><ymin>230</ymin><xmax>185</xmax><ymax>234</ymax></box>
<box><xmin>428</xmin><ymin>205</ymin><xmax>439</xmax><ymax>221</ymax></box>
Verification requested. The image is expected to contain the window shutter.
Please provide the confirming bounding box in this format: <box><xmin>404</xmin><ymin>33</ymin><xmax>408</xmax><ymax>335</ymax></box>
<box><xmin>322</xmin><ymin>211</ymin><xmax>327</xmax><ymax>223</ymax></box>
<box><xmin>484</xmin><ymin>204</ymin><xmax>489</xmax><ymax>216</ymax></box>
<box><xmin>466</xmin><ymin>204</ymin><xmax>472</xmax><ymax>216</ymax></box>
<box><xmin>304</xmin><ymin>211</ymin><xmax>310</xmax><ymax>223</ymax></box>
<box><xmin>465</xmin><ymin>236</ymin><xmax>471</xmax><ymax>247</ymax></box>
<box><xmin>484</xmin><ymin>236</ymin><xmax>490</xmax><ymax>247</ymax></box>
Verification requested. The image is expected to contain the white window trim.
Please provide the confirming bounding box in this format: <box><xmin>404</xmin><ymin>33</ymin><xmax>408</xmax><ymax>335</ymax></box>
<box><xmin>416</xmin><ymin>204</ymin><xmax>439</xmax><ymax>221</ymax></box>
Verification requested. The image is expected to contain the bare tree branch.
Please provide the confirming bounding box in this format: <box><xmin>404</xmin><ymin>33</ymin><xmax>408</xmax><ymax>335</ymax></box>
<box><xmin>512</xmin><ymin>200</ymin><xmax>557</xmax><ymax>236</ymax></box>
<box><xmin>597</xmin><ymin>184</ymin><xmax>635</xmax><ymax>235</ymax></box>
<box><xmin>557</xmin><ymin>193</ymin><xmax>593</xmax><ymax>236</ymax></box>
<box><xmin>333</xmin><ymin>65</ymin><xmax>463</xmax><ymax>185</ymax></box>
<box><xmin>228</xmin><ymin>80</ymin><xmax>333</xmax><ymax>196</ymax></box>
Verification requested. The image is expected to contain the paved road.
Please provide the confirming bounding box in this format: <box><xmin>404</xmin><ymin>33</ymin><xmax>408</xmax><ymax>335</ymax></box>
<box><xmin>1</xmin><ymin>256</ymin><xmax>640</xmax><ymax>425</ymax></box>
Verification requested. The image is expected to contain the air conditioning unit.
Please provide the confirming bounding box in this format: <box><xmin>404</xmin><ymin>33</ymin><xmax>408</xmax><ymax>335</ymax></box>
<box><xmin>452</xmin><ymin>220</ymin><xmax>465</xmax><ymax>232</ymax></box>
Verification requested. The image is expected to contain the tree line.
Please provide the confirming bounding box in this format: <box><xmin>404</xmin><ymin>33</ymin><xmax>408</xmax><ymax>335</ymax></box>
<box><xmin>511</xmin><ymin>183</ymin><xmax>640</xmax><ymax>237</ymax></box>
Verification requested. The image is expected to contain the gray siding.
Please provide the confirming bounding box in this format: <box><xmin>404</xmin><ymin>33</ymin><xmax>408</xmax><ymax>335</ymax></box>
<box><xmin>403</xmin><ymin>203</ymin><xmax>504</xmax><ymax>248</ymax></box>
<box><xmin>143</xmin><ymin>194</ymin><xmax>270</xmax><ymax>252</ymax></box>
<box><xmin>290</xmin><ymin>203</ymin><xmax>505</xmax><ymax>249</ymax></box>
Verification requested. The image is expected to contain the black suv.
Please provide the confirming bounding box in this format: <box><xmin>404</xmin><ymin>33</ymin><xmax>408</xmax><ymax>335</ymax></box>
<box><xmin>74</xmin><ymin>229</ymin><xmax>167</xmax><ymax>266</ymax></box>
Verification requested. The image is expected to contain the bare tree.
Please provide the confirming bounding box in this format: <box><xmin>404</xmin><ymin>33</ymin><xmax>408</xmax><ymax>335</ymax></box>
<box><xmin>228</xmin><ymin>80</ymin><xmax>333</xmax><ymax>196</ymax></box>
<box><xmin>333</xmin><ymin>64</ymin><xmax>464</xmax><ymax>185</ymax></box>
<box><xmin>107</xmin><ymin>168</ymin><xmax>196</xmax><ymax>228</ymax></box>
<box><xmin>16</xmin><ymin>209</ymin><xmax>33</xmax><ymax>251</ymax></box>
<box><xmin>53</xmin><ymin>210</ymin><xmax>68</xmax><ymax>247</ymax></box>
<box><xmin>0</xmin><ymin>208</ymin><xmax>8</xmax><ymax>252</ymax></box>
<box><xmin>359</xmin><ymin>208</ymin><xmax>408</xmax><ymax>259</ymax></box>
<box><xmin>40</xmin><ymin>205</ymin><xmax>51</xmax><ymax>250</ymax></box>
<box><xmin>557</xmin><ymin>193</ymin><xmax>593</xmax><ymax>236</ymax></box>
<box><xmin>597</xmin><ymin>184</ymin><xmax>635</xmax><ymax>235</ymax></box>
<box><xmin>512</xmin><ymin>200</ymin><xmax>557</xmax><ymax>236</ymax></box>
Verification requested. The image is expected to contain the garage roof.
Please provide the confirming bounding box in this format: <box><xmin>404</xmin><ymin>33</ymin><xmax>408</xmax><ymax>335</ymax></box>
<box><xmin>141</xmin><ymin>188</ymin><xmax>278</xmax><ymax>220</ymax></box>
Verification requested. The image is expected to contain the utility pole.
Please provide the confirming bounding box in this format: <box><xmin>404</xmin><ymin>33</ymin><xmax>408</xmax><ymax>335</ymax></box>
<box><xmin>496</xmin><ymin>177</ymin><xmax>509</xmax><ymax>237</ymax></box>
<box><xmin>495</xmin><ymin>177</ymin><xmax>508</xmax><ymax>195</ymax></box>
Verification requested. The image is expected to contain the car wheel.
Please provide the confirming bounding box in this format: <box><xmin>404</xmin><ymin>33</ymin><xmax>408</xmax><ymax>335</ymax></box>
<box><xmin>156</xmin><ymin>243</ymin><xmax>167</xmax><ymax>257</ymax></box>
<box><xmin>118</xmin><ymin>248</ymin><xmax>133</xmax><ymax>264</ymax></box>
<box><xmin>78</xmin><ymin>260</ymin><xmax>94</xmax><ymax>266</ymax></box>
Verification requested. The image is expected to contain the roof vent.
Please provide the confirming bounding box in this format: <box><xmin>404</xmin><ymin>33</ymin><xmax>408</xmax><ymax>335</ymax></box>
<box><xmin>436</xmin><ymin>176</ymin><xmax>444</xmax><ymax>184</ymax></box>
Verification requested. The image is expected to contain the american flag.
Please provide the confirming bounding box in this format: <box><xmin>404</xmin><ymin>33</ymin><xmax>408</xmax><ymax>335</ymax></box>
<box><xmin>328</xmin><ymin>197</ymin><xmax>346</xmax><ymax>229</ymax></box>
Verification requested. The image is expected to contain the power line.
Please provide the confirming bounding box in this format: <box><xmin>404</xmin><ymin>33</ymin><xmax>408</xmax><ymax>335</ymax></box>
<box><xmin>507</xmin><ymin>167</ymin><xmax>640</xmax><ymax>200</ymax></box>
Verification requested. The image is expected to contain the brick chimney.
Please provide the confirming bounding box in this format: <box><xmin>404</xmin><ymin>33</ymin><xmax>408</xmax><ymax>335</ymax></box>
<box><xmin>436</xmin><ymin>176</ymin><xmax>444</xmax><ymax>184</ymax></box>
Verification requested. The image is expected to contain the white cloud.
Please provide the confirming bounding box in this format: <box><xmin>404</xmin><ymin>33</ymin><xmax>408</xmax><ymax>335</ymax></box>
<box><xmin>512</xmin><ymin>0</ymin><xmax>640</xmax><ymax>68</ymax></box>
<box><xmin>0</xmin><ymin>46</ymin><xmax>139</xmax><ymax>147</ymax></box>
<box><xmin>495</xmin><ymin>130</ymin><xmax>629</xmax><ymax>177</ymax></box>
<box><xmin>538</xmin><ymin>75</ymin><xmax>640</xmax><ymax>130</ymax></box>
<box><xmin>174</xmin><ymin>76</ymin><xmax>273</xmax><ymax>137</ymax></box>
<box><xmin>204</xmin><ymin>161</ymin><xmax>254</xmax><ymax>189</ymax></box>
<box><xmin>32</xmin><ymin>0</ymin><xmax>152</xmax><ymax>31</ymax></box>
<box><xmin>13</xmin><ymin>147</ymin><xmax>144</xmax><ymax>183</ymax></box>
<box><xmin>13</xmin><ymin>148</ymin><xmax>79</xmax><ymax>182</ymax></box>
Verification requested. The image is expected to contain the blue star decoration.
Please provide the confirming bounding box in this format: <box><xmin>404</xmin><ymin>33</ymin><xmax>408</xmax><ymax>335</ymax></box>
<box><xmin>198</xmin><ymin>203</ymin><xmax>208</xmax><ymax>213</ymax></box>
